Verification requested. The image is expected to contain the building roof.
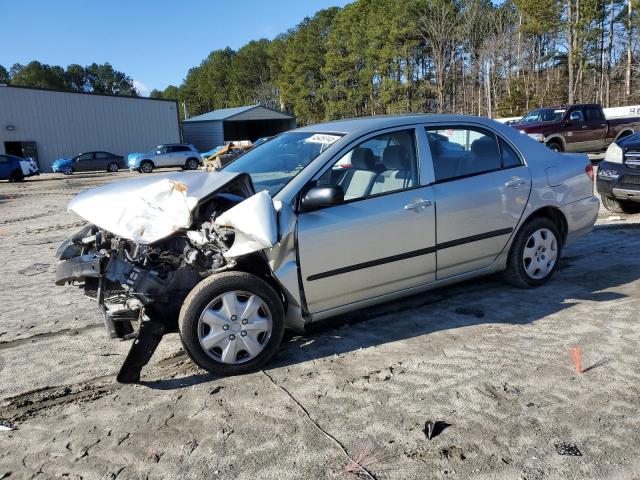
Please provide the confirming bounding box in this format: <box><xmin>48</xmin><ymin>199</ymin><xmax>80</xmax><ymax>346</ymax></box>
<box><xmin>183</xmin><ymin>105</ymin><xmax>294</xmax><ymax>123</ymax></box>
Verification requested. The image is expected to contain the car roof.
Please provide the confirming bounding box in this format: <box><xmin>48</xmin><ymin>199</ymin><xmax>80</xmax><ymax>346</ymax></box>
<box><xmin>292</xmin><ymin>114</ymin><xmax>503</xmax><ymax>136</ymax></box>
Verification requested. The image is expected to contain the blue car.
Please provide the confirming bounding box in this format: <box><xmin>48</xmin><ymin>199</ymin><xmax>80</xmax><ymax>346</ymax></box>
<box><xmin>0</xmin><ymin>155</ymin><xmax>39</xmax><ymax>182</ymax></box>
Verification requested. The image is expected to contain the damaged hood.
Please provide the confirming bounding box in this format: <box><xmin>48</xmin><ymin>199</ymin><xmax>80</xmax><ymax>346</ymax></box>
<box><xmin>68</xmin><ymin>171</ymin><xmax>254</xmax><ymax>244</ymax></box>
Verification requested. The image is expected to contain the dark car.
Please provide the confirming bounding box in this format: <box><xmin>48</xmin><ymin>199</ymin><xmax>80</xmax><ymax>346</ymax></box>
<box><xmin>596</xmin><ymin>132</ymin><xmax>640</xmax><ymax>213</ymax></box>
<box><xmin>52</xmin><ymin>151</ymin><xmax>125</xmax><ymax>174</ymax></box>
<box><xmin>513</xmin><ymin>104</ymin><xmax>640</xmax><ymax>153</ymax></box>
<box><xmin>0</xmin><ymin>155</ymin><xmax>39</xmax><ymax>181</ymax></box>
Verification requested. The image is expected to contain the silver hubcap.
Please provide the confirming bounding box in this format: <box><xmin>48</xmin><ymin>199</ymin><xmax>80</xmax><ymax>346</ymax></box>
<box><xmin>109</xmin><ymin>164</ymin><xmax>118</xmax><ymax>171</ymax></box>
<box><xmin>523</xmin><ymin>228</ymin><xmax>558</xmax><ymax>279</ymax></box>
<box><xmin>197</xmin><ymin>290</ymin><xmax>272</xmax><ymax>364</ymax></box>
<box><xmin>142</xmin><ymin>163</ymin><xmax>152</xmax><ymax>172</ymax></box>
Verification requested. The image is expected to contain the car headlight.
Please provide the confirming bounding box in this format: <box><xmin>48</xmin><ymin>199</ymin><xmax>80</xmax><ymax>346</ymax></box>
<box><xmin>605</xmin><ymin>142</ymin><xmax>623</xmax><ymax>164</ymax></box>
<box><xmin>527</xmin><ymin>133</ymin><xmax>545</xmax><ymax>142</ymax></box>
<box><xmin>598</xmin><ymin>168</ymin><xmax>620</xmax><ymax>180</ymax></box>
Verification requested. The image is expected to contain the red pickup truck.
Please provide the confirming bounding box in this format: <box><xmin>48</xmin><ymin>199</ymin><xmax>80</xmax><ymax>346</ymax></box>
<box><xmin>512</xmin><ymin>103</ymin><xmax>640</xmax><ymax>153</ymax></box>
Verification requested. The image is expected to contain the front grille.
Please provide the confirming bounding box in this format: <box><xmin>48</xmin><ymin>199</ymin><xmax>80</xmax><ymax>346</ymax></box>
<box><xmin>620</xmin><ymin>175</ymin><xmax>640</xmax><ymax>186</ymax></box>
<box><xmin>625</xmin><ymin>150</ymin><xmax>640</xmax><ymax>169</ymax></box>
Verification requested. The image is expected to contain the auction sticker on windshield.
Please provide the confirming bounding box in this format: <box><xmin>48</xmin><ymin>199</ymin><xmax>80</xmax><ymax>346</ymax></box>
<box><xmin>304</xmin><ymin>134</ymin><xmax>341</xmax><ymax>145</ymax></box>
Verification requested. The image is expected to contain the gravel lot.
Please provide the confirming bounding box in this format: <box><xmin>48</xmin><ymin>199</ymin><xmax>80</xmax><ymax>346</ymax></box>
<box><xmin>1</xmin><ymin>171</ymin><xmax>639</xmax><ymax>479</ymax></box>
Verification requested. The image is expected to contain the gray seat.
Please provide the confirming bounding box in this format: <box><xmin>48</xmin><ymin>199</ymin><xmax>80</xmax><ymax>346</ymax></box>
<box><xmin>459</xmin><ymin>136</ymin><xmax>501</xmax><ymax>177</ymax></box>
<box><xmin>370</xmin><ymin>145</ymin><xmax>414</xmax><ymax>195</ymax></box>
<box><xmin>339</xmin><ymin>148</ymin><xmax>378</xmax><ymax>200</ymax></box>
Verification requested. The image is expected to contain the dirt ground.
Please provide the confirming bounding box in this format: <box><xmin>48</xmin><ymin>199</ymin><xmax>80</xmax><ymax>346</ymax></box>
<box><xmin>1</xmin><ymin>170</ymin><xmax>639</xmax><ymax>480</ymax></box>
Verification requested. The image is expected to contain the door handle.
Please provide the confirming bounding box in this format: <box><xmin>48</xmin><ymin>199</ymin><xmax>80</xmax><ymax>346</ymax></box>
<box><xmin>505</xmin><ymin>178</ymin><xmax>528</xmax><ymax>189</ymax></box>
<box><xmin>404</xmin><ymin>199</ymin><xmax>432</xmax><ymax>211</ymax></box>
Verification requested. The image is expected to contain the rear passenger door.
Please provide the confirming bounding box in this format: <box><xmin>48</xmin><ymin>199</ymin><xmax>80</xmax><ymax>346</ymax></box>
<box><xmin>297</xmin><ymin>128</ymin><xmax>437</xmax><ymax>314</ymax></box>
<box><xmin>583</xmin><ymin>106</ymin><xmax>608</xmax><ymax>151</ymax></box>
<box><xmin>424</xmin><ymin>125</ymin><xmax>531</xmax><ymax>279</ymax></box>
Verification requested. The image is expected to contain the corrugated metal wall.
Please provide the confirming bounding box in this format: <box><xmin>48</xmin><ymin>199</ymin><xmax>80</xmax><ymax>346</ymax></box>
<box><xmin>182</xmin><ymin>121</ymin><xmax>224</xmax><ymax>151</ymax></box>
<box><xmin>0</xmin><ymin>86</ymin><xmax>180</xmax><ymax>171</ymax></box>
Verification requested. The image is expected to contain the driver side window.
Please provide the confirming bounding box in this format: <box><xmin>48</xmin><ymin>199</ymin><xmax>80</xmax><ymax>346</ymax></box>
<box><xmin>317</xmin><ymin>129</ymin><xmax>418</xmax><ymax>202</ymax></box>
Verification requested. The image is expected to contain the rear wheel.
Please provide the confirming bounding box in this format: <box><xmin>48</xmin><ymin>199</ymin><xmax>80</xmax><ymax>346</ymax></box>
<box><xmin>107</xmin><ymin>162</ymin><xmax>119</xmax><ymax>173</ymax></box>
<box><xmin>185</xmin><ymin>157</ymin><xmax>200</xmax><ymax>170</ymax></box>
<box><xmin>139</xmin><ymin>160</ymin><xmax>154</xmax><ymax>173</ymax></box>
<box><xmin>179</xmin><ymin>272</ymin><xmax>285</xmax><ymax>375</ymax></box>
<box><xmin>601</xmin><ymin>196</ymin><xmax>640</xmax><ymax>214</ymax></box>
<box><xmin>504</xmin><ymin>217</ymin><xmax>561</xmax><ymax>288</ymax></box>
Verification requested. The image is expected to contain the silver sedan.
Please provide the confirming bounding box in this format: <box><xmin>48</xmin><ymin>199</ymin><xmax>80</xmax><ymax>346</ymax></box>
<box><xmin>56</xmin><ymin>114</ymin><xmax>599</xmax><ymax>381</ymax></box>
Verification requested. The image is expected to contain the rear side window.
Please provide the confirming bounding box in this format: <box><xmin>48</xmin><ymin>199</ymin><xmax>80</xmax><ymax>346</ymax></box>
<box><xmin>426</xmin><ymin>127</ymin><xmax>502</xmax><ymax>182</ymax></box>
<box><xmin>172</xmin><ymin>146</ymin><xmax>190</xmax><ymax>152</ymax></box>
<box><xmin>95</xmin><ymin>152</ymin><xmax>109</xmax><ymax>159</ymax></box>
<box><xmin>584</xmin><ymin>107</ymin><xmax>604</xmax><ymax>122</ymax></box>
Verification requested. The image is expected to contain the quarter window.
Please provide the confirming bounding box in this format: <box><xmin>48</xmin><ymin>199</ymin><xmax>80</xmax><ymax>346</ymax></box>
<box><xmin>500</xmin><ymin>139</ymin><xmax>523</xmax><ymax>168</ymax></box>
<box><xmin>317</xmin><ymin>129</ymin><xmax>418</xmax><ymax>201</ymax></box>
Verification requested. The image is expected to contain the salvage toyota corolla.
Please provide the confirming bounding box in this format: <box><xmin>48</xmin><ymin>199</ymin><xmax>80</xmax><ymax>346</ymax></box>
<box><xmin>55</xmin><ymin>115</ymin><xmax>599</xmax><ymax>383</ymax></box>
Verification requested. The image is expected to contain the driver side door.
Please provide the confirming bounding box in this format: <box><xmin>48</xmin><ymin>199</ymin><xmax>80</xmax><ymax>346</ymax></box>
<box><xmin>296</xmin><ymin>128</ymin><xmax>437</xmax><ymax>315</ymax></box>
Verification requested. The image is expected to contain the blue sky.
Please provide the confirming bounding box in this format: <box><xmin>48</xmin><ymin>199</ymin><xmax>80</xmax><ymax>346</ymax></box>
<box><xmin>0</xmin><ymin>0</ymin><xmax>350</xmax><ymax>95</ymax></box>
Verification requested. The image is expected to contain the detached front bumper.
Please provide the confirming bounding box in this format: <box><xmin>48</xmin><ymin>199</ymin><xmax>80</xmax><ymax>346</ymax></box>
<box><xmin>55</xmin><ymin>254</ymin><xmax>103</xmax><ymax>285</ymax></box>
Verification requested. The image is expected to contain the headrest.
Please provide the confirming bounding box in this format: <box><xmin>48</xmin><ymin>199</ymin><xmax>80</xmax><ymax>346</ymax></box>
<box><xmin>351</xmin><ymin>148</ymin><xmax>375</xmax><ymax>170</ymax></box>
<box><xmin>382</xmin><ymin>145</ymin><xmax>411</xmax><ymax>170</ymax></box>
<box><xmin>471</xmin><ymin>136</ymin><xmax>499</xmax><ymax>159</ymax></box>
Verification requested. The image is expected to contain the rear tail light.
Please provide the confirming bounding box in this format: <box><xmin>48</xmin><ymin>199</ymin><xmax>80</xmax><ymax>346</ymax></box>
<box><xmin>585</xmin><ymin>164</ymin><xmax>594</xmax><ymax>181</ymax></box>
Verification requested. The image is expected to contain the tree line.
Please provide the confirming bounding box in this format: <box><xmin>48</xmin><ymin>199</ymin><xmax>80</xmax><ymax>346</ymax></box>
<box><xmin>0</xmin><ymin>61</ymin><xmax>138</xmax><ymax>96</ymax></box>
<box><xmin>152</xmin><ymin>0</ymin><xmax>639</xmax><ymax>124</ymax></box>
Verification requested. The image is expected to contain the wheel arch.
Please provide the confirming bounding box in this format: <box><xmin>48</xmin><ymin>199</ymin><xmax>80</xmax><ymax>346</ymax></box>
<box><xmin>545</xmin><ymin>136</ymin><xmax>565</xmax><ymax>150</ymax></box>
<box><xmin>232</xmin><ymin>253</ymin><xmax>289</xmax><ymax>314</ymax></box>
<box><xmin>614</xmin><ymin>129</ymin><xmax>634</xmax><ymax>142</ymax></box>
<box><xmin>518</xmin><ymin>206</ymin><xmax>568</xmax><ymax>246</ymax></box>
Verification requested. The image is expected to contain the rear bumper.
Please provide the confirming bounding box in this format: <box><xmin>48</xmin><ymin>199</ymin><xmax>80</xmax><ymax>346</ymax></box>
<box><xmin>560</xmin><ymin>196</ymin><xmax>599</xmax><ymax>246</ymax></box>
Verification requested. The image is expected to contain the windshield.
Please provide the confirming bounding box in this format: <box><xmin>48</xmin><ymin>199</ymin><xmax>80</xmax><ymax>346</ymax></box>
<box><xmin>520</xmin><ymin>108</ymin><xmax>566</xmax><ymax>123</ymax></box>
<box><xmin>223</xmin><ymin>132</ymin><xmax>342</xmax><ymax>195</ymax></box>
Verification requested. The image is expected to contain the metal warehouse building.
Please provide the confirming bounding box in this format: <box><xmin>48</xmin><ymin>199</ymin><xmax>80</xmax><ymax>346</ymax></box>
<box><xmin>182</xmin><ymin>105</ymin><xmax>296</xmax><ymax>151</ymax></box>
<box><xmin>0</xmin><ymin>85</ymin><xmax>180</xmax><ymax>172</ymax></box>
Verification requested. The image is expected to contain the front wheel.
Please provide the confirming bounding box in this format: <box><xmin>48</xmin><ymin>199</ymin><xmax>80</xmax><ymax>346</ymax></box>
<box><xmin>9</xmin><ymin>169</ymin><xmax>24</xmax><ymax>182</ymax></box>
<box><xmin>503</xmin><ymin>217</ymin><xmax>561</xmax><ymax>288</ymax></box>
<box><xmin>179</xmin><ymin>272</ymin><xmax>285</xmax><ymax>375</ymax></box>
<box><xmin>139</xmin><ymin>161</ymin><xmax>154</xmax><ymax>173</ymax></box>
<box><xmin>185</xmin><ymin>157</ymin><xmax>200</xmax><ymax>170</ymax></box>
<box><xmin>601</xmin><ymin>196</ymin><xmax>640</xmax><ymax>214</ymax></box>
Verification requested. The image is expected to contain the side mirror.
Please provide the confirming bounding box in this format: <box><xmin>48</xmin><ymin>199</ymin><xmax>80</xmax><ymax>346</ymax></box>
<box><xmin>300</xmin><ymin>185</ymin><xmax>344</xmax><ymax>212</ymax></box>
<box><xmin>563</xmin><ymin>120</ymin><xmax>571</xmax><ymax>127</ymax></box>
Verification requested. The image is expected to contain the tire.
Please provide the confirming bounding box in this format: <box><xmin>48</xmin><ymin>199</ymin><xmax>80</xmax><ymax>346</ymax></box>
<box><xmin>185</xmin><ymin>157</ymin><xmax>200</xmax><ymax>170</ymax></box>
<box><xmin>601</xmin><ymin>195</ymin><xmax>640</xmax><ymax>214</ymax></box>
<box><xmin>107</xmin><ymin>162</ymin><xmax>119</xmax><ymax>173</ymax></box>
<box><xmin>179</xmin><ymin>271</ymin><xmax>285</xmax><ymax>375</ymax></box>
<box><xmin>9</xmin><ymin>169</ymin><xmax>24</xmax><ymax>182</ymax></box>
<box><xmin>503</xmin><ymin>217</ymin><xmax>562</xmax><ymax>288</ymax></box>
<box><xmin>546</xmin><ymin>141</ymin><xmax>563</xmax><ymax>152</ymax></box>
<box><xmin>139</xmin><ymin>160</ymin><xmax>154</xmax><ymax>173</ymax></box>
<box><xmin>62</xmin><ymin>167</ymin><xmax>73</xmax><ymax>175</ymax></box>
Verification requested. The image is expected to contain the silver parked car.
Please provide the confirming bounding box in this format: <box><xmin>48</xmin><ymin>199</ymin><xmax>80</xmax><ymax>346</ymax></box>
<box><xmin>55</xmin><ymin>115</ymin><xmax>599</xmax><ymax>382</ymax></box>
<box><xmin>127</xmin><ymin>143</ymin><xmax>202</xmax><ymax>173</ymax></box>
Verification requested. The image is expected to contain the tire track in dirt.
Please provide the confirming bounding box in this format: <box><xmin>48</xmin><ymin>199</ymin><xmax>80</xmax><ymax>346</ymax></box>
<box><xmin>0</xmin><ymin>353</ymin><xmax>192</xmax><ymax>423</ymax></box>
<box><xmin>0</xmin><ymin>324</ymin><xmax>104</xmax><ymax>351</ymax></box>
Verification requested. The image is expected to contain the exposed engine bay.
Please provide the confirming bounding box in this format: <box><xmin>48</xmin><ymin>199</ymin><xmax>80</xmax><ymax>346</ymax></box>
<box><xmin>54</xmin><ymin>171</ymin><xmax>278</xmax><ymax>382</ymax></box>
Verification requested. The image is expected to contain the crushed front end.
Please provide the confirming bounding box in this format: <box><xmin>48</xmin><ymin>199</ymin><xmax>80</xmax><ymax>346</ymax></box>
<box><xmin>54</xmin><ymin>171</ymin><xmax>276</xmax><ymax>382</ymax></box>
